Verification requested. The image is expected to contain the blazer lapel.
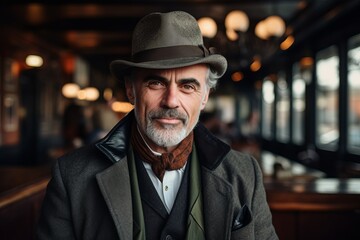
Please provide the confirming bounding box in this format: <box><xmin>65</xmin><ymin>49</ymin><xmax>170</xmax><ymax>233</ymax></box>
<box><xmin>96</xmin><ymin>159</ymin><xmax>133</xmax><ymax>240</ymax></box>
<box><xmin>202</xmin><ymin>168</ymin><xmax>234</xmax><ymax>240</ymax></box>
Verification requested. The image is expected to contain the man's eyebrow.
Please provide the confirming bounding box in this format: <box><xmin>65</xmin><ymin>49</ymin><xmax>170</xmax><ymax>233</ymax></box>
<box><xmin>178</xmin><ymin>78</ymin><xmax>201</xmax><ymax>88</ymax></box>
<box><xmin>143</xmin><ymin>75</ymin><xmax>201</xmax><ymax>88</ymax></box>
<box><xmin>144</xmin><ymin>75</ymin><xmax>168</xmax><ymax>83</ymax></box>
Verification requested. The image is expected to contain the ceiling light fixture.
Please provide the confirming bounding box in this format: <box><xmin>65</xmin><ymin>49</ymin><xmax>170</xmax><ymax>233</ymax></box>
<box><xmin>199</xmin><ymin>7</ymin><xmax>288</xmax><ymax>73</ymax></box>
<box><xmin>280</xmin><ymin>35</ymin><xmax>295</xmax><ymax>50</ymax></box>
<box><xmin>250</xmin><ymin>58</ymin><xmax>262</xmax><ymax>72</ymax></box>
<box><xmin>231</xmin><ymin>71</ymin><xmax>244</xmax><ymax>82</ymax></box>
<box><xmin>62</xmin><ymin>83</ymin><xmax>80</xmax><ymax>98</ymax></box>
<box><xmin>225</xmin><ymin>10</ymin><xmax>249</xmax><ymax>32</ymax></box>
<box><xmin>255</xmin><ymin>15</ymin><xmax>286</xmax><ymax>39</ymax></box>
<box><xmin>25</xmin><ymin>54</ymin><xmax>43</xmax><ymax>67</ymax></box>
<box><xmin>265</xmin><ymin>15</ymin><xmax>286</xmax><ymax>37</ymax></box>
<box><xmin>197</xmin><ymin>17</ymin><xmax>217</xmax><ymax>38</ymax></box>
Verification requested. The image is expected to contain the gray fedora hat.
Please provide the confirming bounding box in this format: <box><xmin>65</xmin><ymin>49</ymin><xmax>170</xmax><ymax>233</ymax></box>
<box><xmin>110</xmin><ymin>11</ymin><xmax>227</xmax><ymax>80</ymax></box>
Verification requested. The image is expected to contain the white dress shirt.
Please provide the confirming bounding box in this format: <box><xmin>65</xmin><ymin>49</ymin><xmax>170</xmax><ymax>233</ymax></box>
<box><xmin>142</xmin><ymin>161</ymin><xmax>186</xmax><ymax>213</ymax></box>
<box><xmin>138</xmin><ymin>128</ymin><xmax>186</xmax><ymax>213</ymax></box>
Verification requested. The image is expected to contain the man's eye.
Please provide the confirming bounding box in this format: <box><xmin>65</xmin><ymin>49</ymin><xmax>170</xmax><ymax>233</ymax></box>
<box><xmin>181</xmin><ymin>84</ymin><xmax>196</xmax><ymax>93</ymax></box>
<box><xmin>147</xmin><ymin>81</ymin><xmax>165</xmax><ymax>89</ymax></box>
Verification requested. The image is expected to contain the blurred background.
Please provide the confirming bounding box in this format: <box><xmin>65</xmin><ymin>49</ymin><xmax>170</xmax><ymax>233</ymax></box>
<box><xmin>0</xmin><ymin>0</ymin><xmax>360</xmax><ymax>239</ymax></box>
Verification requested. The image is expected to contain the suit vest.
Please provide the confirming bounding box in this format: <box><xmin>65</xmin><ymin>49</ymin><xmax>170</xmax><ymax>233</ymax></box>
<box><xmin>135</xmin><ymin>153</ymin><xmax>190</xmax><ymax>240</ymax></box>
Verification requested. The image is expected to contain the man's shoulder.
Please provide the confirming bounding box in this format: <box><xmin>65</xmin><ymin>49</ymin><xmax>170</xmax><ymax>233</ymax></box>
<box><xmin>56</xmin><ymin>144</ymin><xmax>111</xmax><ymax>177</ymax></box>
<box><xmin>224</xmin><ymin>149</ymin><xmax>257</xmax><ymax>168</ymax></box>
<box><xmin>59</xmin><ymin>144</ymin><xmax>98</xmax><ymax>162</ymax></box>
<box><xmin>214</xmin><ymin>149</ymin><xmax>261</xmax><ymax>180</ymax></box>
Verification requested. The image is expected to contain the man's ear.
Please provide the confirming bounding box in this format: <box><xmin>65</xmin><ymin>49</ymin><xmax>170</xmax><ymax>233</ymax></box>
<box><xmin>124</xmin><ymin>77</ymin><xmax>135</xmax><ymax>105</ymax></box>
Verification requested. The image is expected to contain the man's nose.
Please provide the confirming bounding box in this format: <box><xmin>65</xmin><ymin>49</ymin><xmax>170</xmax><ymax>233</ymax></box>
<box><xmin>161</xmin><ymin>85</ymin><xmax>179</xmax><ymax>109</ymax></box>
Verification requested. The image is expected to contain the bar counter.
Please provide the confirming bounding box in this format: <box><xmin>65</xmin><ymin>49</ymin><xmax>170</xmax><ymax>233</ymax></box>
<box><xmin>265</xmin><ymin>178</ymin><xmax>360</xmax><ymax>240</ymax></box>
<box><xmin>0</xmin><ymin>165</ymin><xmax>51</xmax><ymax>194</ymax></box>
<box><xmin>265</xmin><ymin>177</ymin><xmax>360</xmax><ymax>212</ymax></box>
<box><xmin>0</xmin><ymin>165</ymin><xmax>51</xmax><ymax>240</ymax></box>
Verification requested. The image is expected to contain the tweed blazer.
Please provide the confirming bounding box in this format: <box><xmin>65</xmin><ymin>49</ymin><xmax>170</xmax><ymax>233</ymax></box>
<box><xmin>37</xmin><ymin>111</ymin><xmax>278</xmax><ymax>240</ymax></box>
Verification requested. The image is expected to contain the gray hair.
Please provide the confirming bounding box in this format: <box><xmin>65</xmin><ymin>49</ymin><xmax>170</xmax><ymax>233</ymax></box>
<box><xmin>206</xmin><ymin>68</ymin><xmax>220</xmax><ymax>90</ymax></box>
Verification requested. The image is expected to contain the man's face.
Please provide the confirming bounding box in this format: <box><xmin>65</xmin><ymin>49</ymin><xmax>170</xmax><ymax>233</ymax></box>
<box><xmin>126</xmin><ymin>64</ymin><xmax>210</xmax><ymax>152</ymax></box>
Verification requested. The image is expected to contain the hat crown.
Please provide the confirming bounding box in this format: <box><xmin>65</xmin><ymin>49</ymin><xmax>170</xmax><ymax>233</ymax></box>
<box><xmin>110</xmin><ymin>11</ymin><xmax>227</xmax><ymax>80</ymax></box>
<box><xmin>132</xmin><ymin>11</ymin><xmax>204</xmax><ymax>55</ymax></box>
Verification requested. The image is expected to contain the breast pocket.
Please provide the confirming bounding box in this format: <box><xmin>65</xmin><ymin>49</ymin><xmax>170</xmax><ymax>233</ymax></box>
<box><xmin>230</xmin><ymin>221</ymin><xmax>254</xmax><ymax>240</ymax></box>
<box><xmin>230</xmin><ymin>205</ymin><xmax>254</xmax><ymax>240</ymax></box>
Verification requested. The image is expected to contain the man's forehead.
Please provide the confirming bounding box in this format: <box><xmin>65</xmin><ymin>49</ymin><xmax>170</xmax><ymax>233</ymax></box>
<box><xmin>134</xmin><ymin>64</ymin><xmax>209</xmax><ymax>78</ymax></box>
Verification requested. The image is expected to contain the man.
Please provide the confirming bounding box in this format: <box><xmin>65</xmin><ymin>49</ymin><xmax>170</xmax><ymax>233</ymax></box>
<box><xmin>37</xmin><ymin>11</ymin><xmax>278</xmax><ymax>240</ymax></box>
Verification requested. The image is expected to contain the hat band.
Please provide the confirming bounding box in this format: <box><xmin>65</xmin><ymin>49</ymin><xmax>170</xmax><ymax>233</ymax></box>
<box><xmin>132</xmin><ymin>45</ymin><xmax>210</xmax><ymax>63</ymax></box>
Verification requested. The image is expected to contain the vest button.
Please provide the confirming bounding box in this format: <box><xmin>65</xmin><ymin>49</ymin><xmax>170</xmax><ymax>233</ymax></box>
<box><xmin>165</xmin><ymin>235</ymin><xmax>173</xmax><ymax>240</ymax></box>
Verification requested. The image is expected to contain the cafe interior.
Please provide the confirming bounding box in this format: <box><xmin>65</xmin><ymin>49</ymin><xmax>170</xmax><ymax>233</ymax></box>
<box><xmin>0</xmin><ymin>0</ymin><xmax>360</xmax><ymax>239</ymax></box>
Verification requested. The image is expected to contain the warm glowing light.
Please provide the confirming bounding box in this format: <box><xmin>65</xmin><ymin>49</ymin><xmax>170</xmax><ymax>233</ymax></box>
<box><xmin>83</xmin><ymin>87</ymin><xmax>100</xmax><ymax>101</ymax></box>
<box><xmin>231</xmin><ymin>72</ymin><xmax>243</xmax><ymax>82</ymax></box>
<box><xmin>250</xmin><ymin>59</ymin><xmax>262</xmax><ymax>72</ymax></box>
<box><xmin>280</xmin><ymin>35</ymin><xmax>295</xmax><ymax>50</ymax></box>
<box><xmin>62</xmin><ymin>53</ymin><xmax>75</xmax><ymax>74</ymax></box>
<box><xmin>225</xmin><ymin>10</ymin><xmax>249</xmax><ymax>32</ymax></box>
<box><xmin>226</xmin><ymin>29</ymin><xmax>238</xmax><ymax>41</ymax></box>
<box><xmin>265</xmin><ymin>15</ymin><xmax>286</xmax><ymax>37</ymax></box>
<box><xmin>25</xmin><ymin>55</ymin><xmax>43</xmax><ymax>67</ymax></box>
<box><xmin>111</xmin><ymin>101</ymin><xmax>134</xmax><ymax>113</ymax></box>
<box><xmin>77</xmin><ymin>89</ymin><xmax>87</xmax><ymax>100</ymax></box>
<box><xmin>62</xmin><ymin>83</ymin><xmax>99</xmax><ymax>101</ymax></box>
<box><xmin>62</xmin><ymin>83</ymin><xmax>80</xmax><ymax>98</ymax></box>
<box><xmin>197</xmin><ymin>17</ymin><xmax>217</xmax><ymax>38</ymax></box>
<box><xmin>103</xmin><ymin>88</ymin><xmax>113</xmax><ymax>101</ymax></box>
<box><xmin>255</xmin><ymin>15</ymin><xmax>286</xmax><ymax>39</ymax></box>
<box><xmin>10</xmin><ymin>61</ymin><xmax>20</xmax><ymax>77</ymax></box>
<box><xmin>300</xmin><ymin>57</ymin><xmax>314</xmax><ymax>68</ymax></box>
<box><xmin>255</xmin><ymin>20</ymin><xmax>269</xmax><ymax>40</ymax></box>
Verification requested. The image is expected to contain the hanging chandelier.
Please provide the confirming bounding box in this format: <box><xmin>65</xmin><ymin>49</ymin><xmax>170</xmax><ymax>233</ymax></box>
<box><xmin>255</xmin><ymin>15</ymin><xmax>286</xmax><ymax>39</ymax></box>
<box><xmin>197</xmin><ymin>9</ymin><xmax>292</xmax><ymax>74</ymax></box>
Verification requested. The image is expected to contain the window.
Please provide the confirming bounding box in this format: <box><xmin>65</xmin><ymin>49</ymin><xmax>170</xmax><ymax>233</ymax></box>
<box><xmin>292</xmin><ymin>62</ymin><xmax>306</xmax><ymax>145</ymax></box>
<box><xmin>348</xmin><ymin>34</ymin><xmax>360</xmax><ymax>154</ymax></box>
<box><xmin>262</xmin><ymin>78</ymin><xmax>274</xmax><ymax>139</ymax></box>
<box><xmin>316</xmin><ymin>46</ymin><xmax>339</xmax><ymax>150</ymax></box>
<box><xmin>276</xmin><ymin>72</ymin><xmax>290</xmax><ymax>142</ymax></box>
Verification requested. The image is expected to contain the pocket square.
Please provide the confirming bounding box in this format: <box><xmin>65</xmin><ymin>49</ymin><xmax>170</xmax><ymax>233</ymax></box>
<box><xmin>232</xmin><ymin>205</ymin><xmax>252</xmax><ymax>231</ymax></box>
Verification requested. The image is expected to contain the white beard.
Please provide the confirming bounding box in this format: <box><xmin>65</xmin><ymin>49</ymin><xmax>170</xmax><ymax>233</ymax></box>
<box><xmin>145</xmin><ymin>122</ymin><xmax>188</xmax><ymax>147</ymax></box>
<box><xmin>134</xmin><ymin>108</ymin><xmax>196</xmax><ymax>148</ymax></box>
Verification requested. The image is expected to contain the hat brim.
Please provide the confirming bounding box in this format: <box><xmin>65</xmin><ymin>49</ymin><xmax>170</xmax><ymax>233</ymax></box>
<box><xmin>110</xmin><ymin>54</ymin><xmax>227</xmax><ymax>81</ymax></box>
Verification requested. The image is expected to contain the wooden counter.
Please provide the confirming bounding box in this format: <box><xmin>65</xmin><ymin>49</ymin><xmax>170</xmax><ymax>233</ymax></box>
<box><xmin>0</xmin><ymin>165</ymin><xmax>51</xmax><ymax>240</ymax></box>
<box><xmin>265</xmin><ymin>178</ymin><xmax>360</xmax><ymax>240</ymax></box>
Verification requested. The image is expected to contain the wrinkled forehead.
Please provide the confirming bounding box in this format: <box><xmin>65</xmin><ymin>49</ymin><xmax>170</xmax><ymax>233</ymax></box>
<box><xmin>132</xmin><ymin>64</ymin><xmax>209</xmax><ymax>81</ymax></box>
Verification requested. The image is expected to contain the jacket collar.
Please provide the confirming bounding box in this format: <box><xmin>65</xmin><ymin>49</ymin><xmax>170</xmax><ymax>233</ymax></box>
<box><xmin>95</xmin><ymin>110</ymin><xmax>231</xmax><ymax>170</ymax></box>
<box><xmin>95</xmin><ymin>111</ymin><xmax>133</xmax><ymax>162</ymax></box>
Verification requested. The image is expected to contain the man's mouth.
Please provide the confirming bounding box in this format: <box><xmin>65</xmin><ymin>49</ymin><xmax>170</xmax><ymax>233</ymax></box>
<box><xmin>149</xmin><ymin>109</ymin><xmax>187</xmax><ymax>126</ymax></box>
<box><xmin>154</xmin><ymin>117</ymin><xmax>183</xmax><ymax>125</ymax></box>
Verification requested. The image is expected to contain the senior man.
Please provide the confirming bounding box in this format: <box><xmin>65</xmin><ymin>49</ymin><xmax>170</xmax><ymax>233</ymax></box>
<box><xmin>37</xmin><ymin>11</ymin><xmax>278</xmax><ymax>240</ymax></box>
